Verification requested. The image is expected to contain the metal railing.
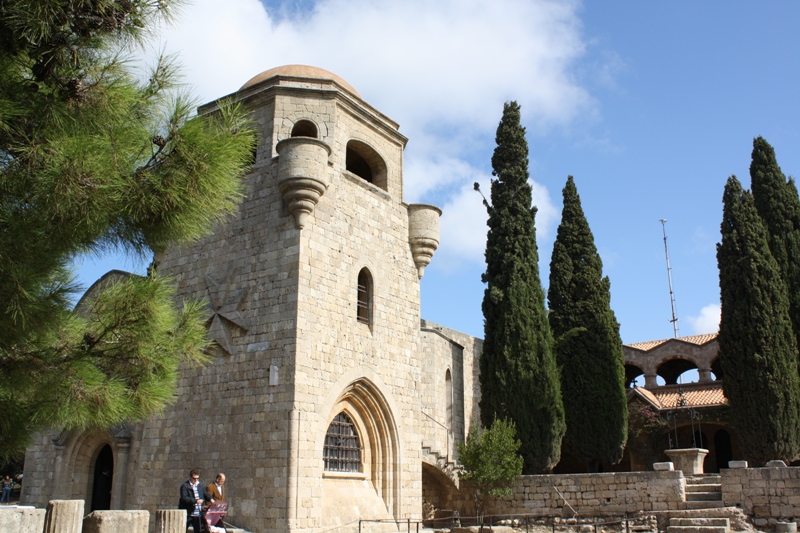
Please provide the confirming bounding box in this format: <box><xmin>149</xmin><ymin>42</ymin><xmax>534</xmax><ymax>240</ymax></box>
<box><xmin>420</xmin><ymin>410</ymin><xmax>453</xmax><ymax>463</ymax></box>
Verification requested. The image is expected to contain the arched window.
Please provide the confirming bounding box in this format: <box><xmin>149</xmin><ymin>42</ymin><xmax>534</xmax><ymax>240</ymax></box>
<box><xmin>445</xmin><ymin>369</ymin><xmax>453</xmax><ymax>432</ymax></box>
<box><xmin>324</xmin><ymin>412</ymin><xmax>361</xmax><ymax>472</ymax></box>
<box><xmin>291</xmin><ymin>119</ymin><xmax>318</xmax><ymax>138</ymax></box>
<box><xmin>345</xmin><ymin>140</ymin><xmax>388</xmax><ymax>191</ymax></box>
<box><xmin>357</xmin><ymin>268</ymin><xmax>372</xmax><ymax>325</ymax></box>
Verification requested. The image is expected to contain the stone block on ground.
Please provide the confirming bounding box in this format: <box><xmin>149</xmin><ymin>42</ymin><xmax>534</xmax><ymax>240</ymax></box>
<box><xmin>44</xmin><ymin>500</ymin><xmax>84</xmax><ymax>533</ymax></box>
<box><xmin>0</xmin><ymin>507</ymin><xmax>46</xmax><ymax>533</ymax></box>
<box><xmin>727</xmin><ymin>461</ymin><xmax>748</xmax><ymax>469</ymax></box>
<box><xmin>776</xmin><ymin>522</ymin><xmax>798</xmax><ymax>533</ymax></box>
<box><xmin>83</xmin><ymin>510</ymin><xmax>149</xmax><ymax>533</ymax></box>
<box><xmin>654</xmin><ymin>462</ymin><xmax>675</xmax><ymax>471</ymax></box>
<box><xmin>156</xmin><ymin>509</ymin><xmax>186</xmax><ymax>533</ymax></box>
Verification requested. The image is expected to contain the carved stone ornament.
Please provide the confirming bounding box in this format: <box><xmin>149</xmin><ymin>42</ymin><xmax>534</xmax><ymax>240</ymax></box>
<box><xmin>52</xmin><ymin>429</ymin><xmax>71</xmax><ymax>447</ymax></box>
<box><xmin>407</xmin><ymin>204</ymin><xmax>442</xmax><ymax>279</ymax></box>
<box><xmin>205</xmin><ymin>270</ymin><xmax>249</xmax><ymax>356</ymax></box>
<box><xmin>111</xmin><ymin>424</ymin><xmax>133</xmax><ymax>443</ymax></box>
<box><xmin>276</xmin><ymin>137</ymin><xmax>332</xmax><ymax>229</ymax></box>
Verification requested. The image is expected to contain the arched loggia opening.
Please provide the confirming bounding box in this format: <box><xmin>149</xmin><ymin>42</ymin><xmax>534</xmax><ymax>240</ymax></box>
<box><xmin>656</xmin><ymin>358</ymin><xmax>699</xmax><ymax>385</ymax></box>
<box><xmin>711</xmin><ymin>357</ymin><xmax>723</xmax><ymax>381</ymax></box>
<box><xmin>625</xmin><ymin>364</ymin><xmax>645</xmax><ymax>388</ymax></box>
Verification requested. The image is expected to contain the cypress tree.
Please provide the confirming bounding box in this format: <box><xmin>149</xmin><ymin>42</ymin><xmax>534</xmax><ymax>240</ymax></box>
<box><xmin>547</xmin><ymin>176</ymin><xmax>627</xmax><ymax>470</ymax></box>
<box><xmin>479</xmin><ymin>101</ymin><xmax>565</xmax><ymax>473</ymax></box>
<box><xmin>717</xmin><ymin>176</ymin><xmax>800</xmax><ymax>463</ymax></box>
<box><xmin>749</xmin><ymin>137</ymin><xmax>800</xmax><ymax>349</ymax></box>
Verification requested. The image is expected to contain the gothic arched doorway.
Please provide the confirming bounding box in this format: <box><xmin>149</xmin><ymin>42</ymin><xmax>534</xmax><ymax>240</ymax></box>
<box><xmin>90</xmin><ymin>444</ymin><xmax>113</xmax><ymax>511</ymax></box>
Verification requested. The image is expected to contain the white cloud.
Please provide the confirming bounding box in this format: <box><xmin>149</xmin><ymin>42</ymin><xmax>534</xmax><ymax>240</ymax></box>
<box><xmin>436</xmin><ymin>176</ymin><xmax>558</xmax><ymax>269</ymax></box>
<box><xmin>686</xmin><ymin>303</ymin><xmax>721</xmax><ymax>335</ymax></box>
<box><xmin>148</xmin><ymin>0</ymin><xmax>592</xmax><ymax>263</ymax></box>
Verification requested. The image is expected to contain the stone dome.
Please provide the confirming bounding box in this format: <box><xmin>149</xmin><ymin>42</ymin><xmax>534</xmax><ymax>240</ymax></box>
<box><xmin>240</xmin><ymin>65</ymin><xmax>360</xmax><ymax>97</ymax></box>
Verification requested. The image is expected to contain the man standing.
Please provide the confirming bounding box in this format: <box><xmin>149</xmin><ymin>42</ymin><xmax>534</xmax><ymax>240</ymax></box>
<box><xmin>206</xmin><ymin>473</ymin><xmax>226</xmax><ymax>502</ymax></box>
<box><xmin>179</xmin><ymin>469</ymin><xmax>212</xmax><ymax>532</ymax></box>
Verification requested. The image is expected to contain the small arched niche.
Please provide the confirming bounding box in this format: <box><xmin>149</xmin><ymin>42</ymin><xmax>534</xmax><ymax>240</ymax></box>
<box><xmin>346</xmin><ymin>140</ymin><xmax>388</xmax><ymax>191</ymax></box>
<box><xmin>291</xmin><ymin>119</ymin><xmax>318</xmax><ymax>138</ymax></box>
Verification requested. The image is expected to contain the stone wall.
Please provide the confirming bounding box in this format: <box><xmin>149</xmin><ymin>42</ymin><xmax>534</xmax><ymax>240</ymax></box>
<box><xmin>721</xmin><ymin>466</ymin><xmax>800</xmax><ymax>520</ymax></box>
<box><xmin>419</xmin><ymin>320</ymin><xmax>483</xmax><ymax>459</ymax></box>
<box><xmin>486</xmin><ymin>472</ymin><xmax>686</xmax><ymax>518</ymax></box>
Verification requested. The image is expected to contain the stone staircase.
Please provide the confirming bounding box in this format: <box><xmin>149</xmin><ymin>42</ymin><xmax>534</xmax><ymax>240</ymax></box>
<box><xmin>667</xmin><ymin>517</ymin><xmax>730</xmax><ymax>533</ymax></box>
<box><xmin>421</xmin><ymin>442</ymin><xmax>460</xmax><ymax>487</ymax></box>
<box><xmin>684</xmin><ymin>474</ymin><xmax>724</xmax><ymax>509</ymax></box>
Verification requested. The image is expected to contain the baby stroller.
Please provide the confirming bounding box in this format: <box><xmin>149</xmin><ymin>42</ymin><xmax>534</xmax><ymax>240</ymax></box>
<box><xmin>203</xmin><ymin>501</ymin><xmax>228</xmax><ymax>533</ymax></box>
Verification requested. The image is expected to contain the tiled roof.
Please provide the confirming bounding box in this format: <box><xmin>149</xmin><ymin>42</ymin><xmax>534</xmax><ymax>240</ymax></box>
<box><xmin>630</xmin><ymin>386</ymin><xmax>662</xmax><ymax>407</ymax></box>
<box><xmin>629</xmin><ymin>383</ymin><xmax>727</xmax><ymax>409</ymax></box>
<box><xmin>625</xmin><ymin>333</ymin><xmax>718</xmax><ymax>352</ymax></box>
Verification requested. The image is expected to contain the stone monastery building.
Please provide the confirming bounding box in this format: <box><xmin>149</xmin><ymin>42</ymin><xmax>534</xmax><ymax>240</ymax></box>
<box><xmin>20</xmin><ymin>65</ymin><xmax>735</xmax><ymax>532</ymax></box>
<box><xmin>21</xmin><ymin>65</ymin><xmax>484</xmax><ymax>533</ymax></box>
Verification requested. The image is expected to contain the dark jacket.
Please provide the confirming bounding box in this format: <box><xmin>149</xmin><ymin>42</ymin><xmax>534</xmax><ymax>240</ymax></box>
<box><xmin>179</xmin><ymin>480</ymin><xmax>212</xmax><ymax>514</ymax></box>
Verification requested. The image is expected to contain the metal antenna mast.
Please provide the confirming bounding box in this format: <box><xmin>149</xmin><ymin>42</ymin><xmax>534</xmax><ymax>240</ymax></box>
<box><xmin>660</xmin><ymin>219</ymin><xmax>679</xmax><ymax>338</ymax></box>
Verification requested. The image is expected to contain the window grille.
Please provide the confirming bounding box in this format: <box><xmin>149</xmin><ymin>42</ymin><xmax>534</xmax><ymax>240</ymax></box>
<box><xmin>324</xmin><ymin>412</ymin><xmax>361</xmax><ymax>472</ymax></box>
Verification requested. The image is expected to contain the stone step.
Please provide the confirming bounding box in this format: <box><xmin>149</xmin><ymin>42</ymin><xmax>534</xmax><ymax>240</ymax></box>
<box><xmin>687</xmin><ymin>475</ymin><xmax>721</xmax><ymax>484</ymax></box>
<box><xmin>683</xmin><ymin>500</ymin><xmax>726</xmax><ymax>510</ymax></box>
<box><xmin>671</xmin><ymin>518</ymin><xmax>729</xmax><ymax>527</ymax></box>
<box><xmin>685</xmin><ymin>483</ymin><xmax>721</xmax><ymax>493</ymax></box>
<box><xmin>666</xmin><ymin>526</ymin><xmax>728</xmax><ymax>533</ymax></box>
<box><xmin>686</xmin><ymin>492</ymin><xmax>723</xmax><ymax>502</ymax></box>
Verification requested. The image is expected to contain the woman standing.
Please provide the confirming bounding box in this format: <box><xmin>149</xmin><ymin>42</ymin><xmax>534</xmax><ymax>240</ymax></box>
<box><xmin>0</xmin><ymin>475</ymin><xmax>13</xmax><ymax>504</ymax></box>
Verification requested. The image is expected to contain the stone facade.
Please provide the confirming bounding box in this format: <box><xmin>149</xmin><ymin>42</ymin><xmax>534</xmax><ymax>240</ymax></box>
<box><xmin>20</xmin><ymin>66</ymin><xmax>479</xmax><ymax>533</ymax></box>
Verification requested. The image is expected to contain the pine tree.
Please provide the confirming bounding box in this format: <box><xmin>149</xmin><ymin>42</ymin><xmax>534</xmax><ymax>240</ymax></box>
<box><xmin>0</xmin><ymin>0</ymin><xmax>256</xmax><ymax>460</ymax></box>
<box><xmin>749</xmin><ymin>137</ymin><xmax>800</xmax><ymax>349</ymax></box>
<box><xmin>547</xmin><ymin>176</ymin><xmax>627</xmax><ymax>470</ymax></box>
<box><xmin>717</xmin><ymin>176</ymin><xmax>800</xmax><ymax>463</ymax></box>
<box><xmin>479</xmin><ymin>101</ymin><xmax>565</xmax><ymax>473</ymax></box>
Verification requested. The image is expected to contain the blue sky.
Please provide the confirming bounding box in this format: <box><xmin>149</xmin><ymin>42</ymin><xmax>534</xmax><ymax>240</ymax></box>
<box><xmin>76</xmin><ymin>0</ymin><xmax>800</xmax><ymax>345</ymax></box>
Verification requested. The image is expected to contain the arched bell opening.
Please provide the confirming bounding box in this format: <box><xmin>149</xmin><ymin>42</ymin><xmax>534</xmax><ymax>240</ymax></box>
<box><xmin>291</xmin><ymin>119</ymin><xmax>318</xmax><ymax>138</ymax></box>
<box><xmin>345</xmin><ymin>140</ymin><xmax>388</xmax><ymax>191</ymax></box>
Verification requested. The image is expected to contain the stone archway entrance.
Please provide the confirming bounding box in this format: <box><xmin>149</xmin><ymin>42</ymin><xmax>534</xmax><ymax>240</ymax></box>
<box><xmin>714</xmin><ymin>429</ymin><xmax>733</xmax><ymax>471</ymax></box>
<box><xmin>90</xmin><ymin>444</ymin><xmax>113</xmax><ymax>511</ymax></box>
